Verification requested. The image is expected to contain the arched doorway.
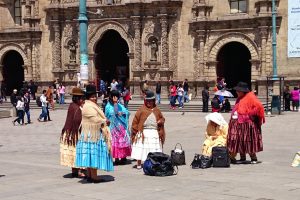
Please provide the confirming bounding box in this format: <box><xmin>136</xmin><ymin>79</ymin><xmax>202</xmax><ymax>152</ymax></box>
<box><xmin>2</xmin><ymin>50</ymin><xmax>24</xmax><ymax>95</ymax></box>
<box><xmin>217</xmin><ymin>42</ymin><xmax>251</xmax><ymax>93</ymax></box>
<box><xmin>95</xmin><ymin>30</ymin><xmax>129</xmax><ymax>87</ymax></box>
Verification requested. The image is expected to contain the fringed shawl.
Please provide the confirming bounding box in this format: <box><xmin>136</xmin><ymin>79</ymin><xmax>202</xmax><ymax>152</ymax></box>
<box><xmin>131</xmin><ymin>105</ymin><xmax>165</xmax><ymax>144</ymax></box>
<box><xmin>80</xmin><ymin>100</ymin><xmax>111</xmax><ymax>152</ymax></box>
<box><xmin>60</xmin><ymin>103</ymin><xmax>82</xmax><ymax>146</ymax></box>
<box><xmin>235</xmin><ymin>92</ymin><xmax>265</xmax><ymax>126</ymax></box>
<box><xmin>105</xmin><ymin>102</ymin><xmax>130</xmax><ymax>139</ymax></box>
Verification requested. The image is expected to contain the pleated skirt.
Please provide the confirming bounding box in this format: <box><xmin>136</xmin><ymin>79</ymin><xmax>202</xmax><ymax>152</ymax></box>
<box><xmin>131</xmin><ymin>129</ymin><xmax>162</xmax><ymax>162</ymax></box>
<box><xmin>75</xmin><ymin>133</ymin><xmax>114</xmax><ymax>171</ymax></box>
<box><xmin>227</xmin><ymin>119</ymin><xmax>263</xmax><ymax>154</ymax></box>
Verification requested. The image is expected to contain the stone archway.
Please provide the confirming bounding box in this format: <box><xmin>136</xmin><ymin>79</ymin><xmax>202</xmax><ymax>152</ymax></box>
<box><xmin>207</xmin><ymin>32</ymin><xmax>261</xmax><ymax>85</ymax></box>
<box><xmin>88</xmin><ymin>21</ymin><xmax>134</xmax><ymax>82</ymax></box>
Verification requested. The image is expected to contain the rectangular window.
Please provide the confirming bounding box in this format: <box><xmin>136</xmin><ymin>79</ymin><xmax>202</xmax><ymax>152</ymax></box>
<box><xmin>14</xmin><ymin>0</ymin><xmax>22</xmax><ymax>25</ymax></box>
<box><xmin>230</xmin><ymin>0</ymin><xmax>247</xmax><ymax>14</ymax></box>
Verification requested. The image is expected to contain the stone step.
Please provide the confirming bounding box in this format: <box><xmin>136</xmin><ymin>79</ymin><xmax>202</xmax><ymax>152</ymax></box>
<box><xmin>0</xmin><ymin>109</ymin><xmax>11</xmax><ymax>118</ymax></box>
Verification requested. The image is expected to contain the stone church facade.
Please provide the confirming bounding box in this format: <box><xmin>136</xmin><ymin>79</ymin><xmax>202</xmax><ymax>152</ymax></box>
<box><xmin>0</xmin><ymin>0</ymin><xmax>298</xmax><ymax>96</ymax></box>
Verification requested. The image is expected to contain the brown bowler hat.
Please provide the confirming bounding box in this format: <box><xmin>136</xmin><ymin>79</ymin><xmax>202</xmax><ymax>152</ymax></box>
<box><xmin>70</xmin><ymin>87</ymin><xmax>84</xmax><ymax>96</ymax></box>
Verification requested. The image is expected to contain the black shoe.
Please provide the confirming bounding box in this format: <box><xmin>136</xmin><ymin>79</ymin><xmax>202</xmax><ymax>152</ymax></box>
<box><xmin>251</xmin><ymin>158</ymin><xmax>258</xmax><ymax>164</ymax></box>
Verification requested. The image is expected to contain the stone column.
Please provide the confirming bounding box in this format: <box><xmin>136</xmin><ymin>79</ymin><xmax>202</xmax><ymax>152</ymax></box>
<box><xmin>159</xmin><ymin>14</ymin><xmax>169</xmax><ymax>70</ymax></box>
<box><xmin>52</xmin><ymin>22</ymin><xmax>62</xmax><ymax>71</ymax></box>
<box><xmin>24</xmin><ymin>44</ymin><xmax>33</xmax><ymax>80</ymax></box>
<box><xmin>0</xmin><ymin>65</ymin><xmax>3</xmax><ymax>81</ymax></box>
<box><xmin>259</xmin><ymin>27</ymin><xmax>268</xmax><ymax>76</ymax></box>
<box><xmin>197</xmin><ymin>31</ymin><xmax>205</xmax><ymax>77</ymax></box>
<box><xmin>132</xmin><ymin>16</ymin><xmax>142</xmax><ymax>70</ymax></box>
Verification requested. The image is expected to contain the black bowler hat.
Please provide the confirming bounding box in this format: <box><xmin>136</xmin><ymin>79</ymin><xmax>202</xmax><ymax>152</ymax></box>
<box><xmin>85</xmin><ymin>84</ymin><xmax>97</xmax><ymax>95</ymax></box>
<box><xmin>233</xmin><ymin>82</ymin><xmax>250</xmax><ymax>93</ymax></box>
<box><xmin>145</xmin><ymin>90</ymin><xmax>155</xmax><ymax>100</ymax></box>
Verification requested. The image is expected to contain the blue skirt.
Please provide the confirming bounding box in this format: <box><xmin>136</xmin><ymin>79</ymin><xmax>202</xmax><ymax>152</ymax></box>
<box><xmin>75</xmin><ymin>133</ymin><xmax>114</xmax><ymax>171</ymax></box>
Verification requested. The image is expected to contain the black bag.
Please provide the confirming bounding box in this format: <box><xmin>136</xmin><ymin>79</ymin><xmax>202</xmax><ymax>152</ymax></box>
<box><xmin>212</xmin><ymin>146</ymin><xmax>230</xmax><ymax>167</ymax></box>
<box><xmin>143</xmin><ymin>152</ymin><xmax>178</xmax><ymax>176</ymax></box>
<box><xmin>36</xmin><ymin>96</ymin><xmax>42</xmax><ymax>107</ymax></box>
<box><xmin>190</xmin><ymin>154</ymin><xmax>212</xmax><ymax>169</ymax></box>
<box><xmin>171</xmin><ymin>143</ymin><xmax>186</xmax><ymax>165</ymax></box>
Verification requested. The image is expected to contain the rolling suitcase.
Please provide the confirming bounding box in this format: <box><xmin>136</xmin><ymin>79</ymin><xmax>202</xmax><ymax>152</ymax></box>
<box><xmin>212</xmin><ymin>146</ymin><xmax>230</xmax><ymax>167</ymax></box>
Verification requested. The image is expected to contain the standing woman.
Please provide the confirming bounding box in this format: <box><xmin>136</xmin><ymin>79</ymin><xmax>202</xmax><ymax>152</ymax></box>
<box><xmin>227</xmin><ymin>82</ymin><xmax>265</xmax><ymax>163</ymax></box>
<box><xmin>131</xmin><ymin>90</ymin><xmax>165</xmax><ymax>169</ymax></box>
<box><xmin>105</xmin><ymin>90</ymin><xmax>131</xmax><ymax>165</ymax></box>
<box><xmin>60</xmin><ymin>87</ymin><xmax>85</xmax><ymax>177</ymax></box>
<box><xmin>12</xmin><ymin>96</ymin><xmax>25</xmax><ymax>125</ymax></box>
<box><xmin>75</xmin><ymin>85</ymin><xmax>113</xmax><ymax>183</ymax></box>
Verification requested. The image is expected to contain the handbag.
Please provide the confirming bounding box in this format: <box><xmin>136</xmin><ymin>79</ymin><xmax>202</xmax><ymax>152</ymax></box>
<box><xmin>190</xmin><ymin>154</ymin><xmax>212</xmax><ymax>169</ymax></box>
<box><xmin>143</xmin><ymin>152</ymin><xmax>178</xmax><ymax>176</ymax></box>
<box><xmin>171</xmin><ymin>143</ymin><xmax>186</xmax><ymax>165</ymax></box>
<box><xmin>212</xmin><ymin>146</ymin><xmax>230</xmax><ymax>168</ymax></box>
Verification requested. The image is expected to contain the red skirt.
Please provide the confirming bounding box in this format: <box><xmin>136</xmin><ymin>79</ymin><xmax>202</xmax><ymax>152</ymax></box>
<box><xmin>227</xmin><ymin>119</ymin><xmax>263</xmax><ymax>154</ymax></box>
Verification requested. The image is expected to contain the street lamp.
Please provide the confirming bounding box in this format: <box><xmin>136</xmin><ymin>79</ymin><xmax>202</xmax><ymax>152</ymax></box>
<box><xmin>78</xmin><ymin>1</ymin><xmax>104</xmax><ymax>87</ymax></box>
<box><xmin>272</xmin><ymin>0</ymin><xmax>278</xmax><ymax>79</ymax></box>
<box><xmin>78</xmin><ymin>0</ymin><xmax>88</xmax><ymax>86</ymax></box>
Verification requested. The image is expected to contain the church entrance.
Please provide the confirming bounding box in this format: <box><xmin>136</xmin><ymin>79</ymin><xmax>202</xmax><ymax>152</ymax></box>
<box><xmin>1</xmin><ymin>50</ymin><xmax>24</xmax><ymax>95</ymax></box>
<box><xmin>217</xmin><ymin>42</ymin><xmax>251</xmax><ymax>94</ymax></box>
<box><xmin>95</xmin><ymin>30</ymin><xmax>129</xmax><ymax>88</ymax></box>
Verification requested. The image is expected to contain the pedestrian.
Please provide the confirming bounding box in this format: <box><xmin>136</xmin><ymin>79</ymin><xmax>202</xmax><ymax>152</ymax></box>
<box><xmin>75</xmin><ymin>84</ymin><xmax>113</xmax><ymax>183</ymax></box>
<box><xmin>60</xmin><ymin>87</ymin><xmax>86</xmax><ymax>178</ymax></box>
<box><xmin>46</xmin><ymin>86</ymin><xmax>55</xmax><ymax>110</ymax></box>
<box><xmin>169</xmin><ymin>81</ymin><xmax>177</xmax><ymax>110</ymax></box>
<box><xmin>58</xmin><ymin>83</ymin><xmax>66</xmax><ymax>104</ymax></box>
<box><xmin>38</xmin><ymin>90</ymin><xmax>48</xmax><ymax>122</ymax></box>
<box><xmin>177</xmin><ymin>83</ymin><xmax>184</xmax><ymax>108</ymax></box>
<box><xmin>110</xmin><ymin>79</ymin><xmax>118</xmax><ymax>91</ymax></box>
<box><xmin>105</xmin><ymin>90</ymin><xmax>131</xmax><ymax>165</ymax></box>
<box><xmin>10</xmin><ymin>89</ymin><xmax>18</xmax><ymax>117</ymax></box>
<box><xmin>202</xmin><ymin>85</ymin><xmax>209</xmax><ymax>112</ymax></box>
<box><xmin>283</xmin><ymin>85</ymin><xmax>291</xmax><ymax>111</ymax></box>
<box><xmin>12</xmin><ymin>96</ymin><xmax>25</xmax><ymax>126</ymax></box>
<box><xmin>99</xmin><ymin>79</ymin><xmax>107</xmax><ymax>96</ymax></box>
<box><xmin>202</xmin><ymin>112</ymin><xmax>228</xmax><ymax>156</ymax></box>
<box><xmin>131</xmin><ymin>90</ymin><xmax>165</xmax><ymax>169</ymax></box>
<box><xmin>122</xmin><ymin>86</ymin><xmax>131</xmax><ymax>108</ymax></box>
<box><xmin>29</xmin><ymin>80</ymin><xmax>37</xmax><ymax>100</ymax></box>
<box><xmin>0</xmin><ymin>81</ymin><xmax>7</xmax><ymax>102</ymax></box>
<box><xmin>155</xmin><ymin>81</ymin><xmax>161</xmax><ymax>104</ymax></box>
<box><xmin>227</xmin><ymin>82</ymin><xmax>265</xmax><ymax>164</ymax></box>
<box><xmin>290</xmin><ymin>87</ymin><xmax>299</xmax><ymax>111</ymax></box>
<box><xmin>211</xmin><ymin>95</ymin><xmax>221</xmax><ymax>112</ymax></box>
<box><xmin>24</xmin><ymin>91</ymin><xmax>31</xmax><ymax>124</ymax></box>
<box><xmin>142</xmin><ymin>80</ymin><xmax>149</xmax><ymax>96</ymax></box>
<box><xmin>221</xmin><ymin>98</ymin><xmax>231</xmax><ymax>112</ymax></box>
<box><xmin>183</xmin><ymin>79</ymin><xmax>189</xmax><ymax>103</ymax></box>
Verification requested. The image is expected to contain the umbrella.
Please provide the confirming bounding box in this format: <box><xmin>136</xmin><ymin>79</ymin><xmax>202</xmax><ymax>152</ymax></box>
<box><xmin>214</xmin><ymin>90</ymin><xmax>234</xmax><ymax>97</ymax></box>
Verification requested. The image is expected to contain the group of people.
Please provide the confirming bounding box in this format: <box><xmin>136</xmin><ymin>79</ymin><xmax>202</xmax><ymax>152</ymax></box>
<box><xmin>283</xmin><ymin>85</ymin><xmax>300</xmax><ymax>111</ymax></box>
<box><xmin>202</xmin><ymin>82</ymin><xmax>265</xmax><ymax>163</ymax></box>
<box><xmin>167</xmin><ymin>79</ymin><xmax>190</xmax><ymax>109</ymax></box>
<box><xmin>60</xmin><ymin>85</ymin><xmax>164</xmax><ymax>182</ymax></box>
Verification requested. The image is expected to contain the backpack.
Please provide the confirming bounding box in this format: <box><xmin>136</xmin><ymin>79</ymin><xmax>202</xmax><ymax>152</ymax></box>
<box><xmin>143</xmin><ymin>152</ymin><xmax>178</xmax><ymax>176</ymax></box>
<box><xmin>36</xmin><ymin>96</ymin><xmax>42</xmax><ymax>107</ymax></box>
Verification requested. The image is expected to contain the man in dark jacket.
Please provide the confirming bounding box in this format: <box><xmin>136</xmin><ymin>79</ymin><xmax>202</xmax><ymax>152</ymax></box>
<box><xmin>183</xmin><ymin>79</ymin><xmax>189</xmax><ymax>103</ymax></box>
<box><xmin>202</xmin><ymin>85</ymin><xmax>209</xmax><ymax>112</ymax></box>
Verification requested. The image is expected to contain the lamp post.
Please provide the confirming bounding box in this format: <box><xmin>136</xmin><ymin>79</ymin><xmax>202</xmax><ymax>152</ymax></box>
<box><xmin>79</xmin><ymin>0</ymin><xmax>89</xmax><ymax>85</ymax></box>
<box><xmin>272</xmin><ymin>0</ymin><xmax>278</xmax><ymax>78</ymax></box>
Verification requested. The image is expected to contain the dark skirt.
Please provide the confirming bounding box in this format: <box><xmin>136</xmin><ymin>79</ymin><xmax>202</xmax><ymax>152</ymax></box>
<box><xmin>227</xmin><ymin>119</ymin><xmax>263</xmax><ymax>154</ymax></box>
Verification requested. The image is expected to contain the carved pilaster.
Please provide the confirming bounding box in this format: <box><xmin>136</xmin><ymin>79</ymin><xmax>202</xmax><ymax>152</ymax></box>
<box><xmin>24</xmin><ymin>44</ymin><xmax>33</xmax><ymax>80</ymax></box>
<box><xmin>259</xmin><ymin>27</ymin><xmax>268</xmax><ymax>76</ymax></box>
<box><xmin>132</xmin><ymin>17</ymin><xmax>142</xmax><ymax>70</ymax></box>
<box><xmin>52</xmin><ymin>23</ymin><xmax>62</xmax><ymax>71</ymax></box>
<box><xmin>197</xmin><ymin>31</ymin><xmax>205</xmax><ymax>77</ymax></box>
<box><xmin>159</xmin><ymin>14</ymin><xmax>169</xmax><ymax>69</ymax></box>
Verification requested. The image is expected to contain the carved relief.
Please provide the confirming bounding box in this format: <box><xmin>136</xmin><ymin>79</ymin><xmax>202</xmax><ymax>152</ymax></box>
<box><xmin>133</xmin><ymin>18</ymin><xmax>142</xmax><ymax>70</ymax></box>
<box><xmin>63</xmin><ymin>24</ymin><xmax>73</xmax><ymax>38</ymax></box>
<box><xmin>169</xmin><ymin>20</ymin><xmax>178</xmax><ymax>75</ymax></box>
<box><xmin>52</xmin><ymin>24</ymin><xmax>62</xmax><ymax>69</ymax></box>
<box><xmin>160</xmin><ymin>15</ymin><xmax>169</xmax><ymax>69</ymax></box>
<box><xmin>35</xmin><ymin>43</ymin><xmax>41</xmax><ymax>80</ymax></box>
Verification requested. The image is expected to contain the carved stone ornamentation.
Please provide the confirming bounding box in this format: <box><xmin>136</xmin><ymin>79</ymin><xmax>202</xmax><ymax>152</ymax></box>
<box><xmin>133</xmin><ymin>17</ymin><xmax>142</xmax><ymax>70</ymax></box>
<box><xmin>52</xmin><ymin>23</ymin><xmax>62</xmax><ymax>70</ymax></box>
<box><xmin>63</xmin><ymin>24</ymin><xmax>73</xmax><ymax>38</ymax></box>
<box><xmin>144</xmin><ymin>20</ymin><xmax>155</xmax><ymax>36</ymax></box>
<box><xmin>159</xmin><ymin>15</ymin><xmax>169</xmax><ymax>69</ymax></box>
<box><xmin>169</xmin><ymin>20</ymin><xmax>178</xmax><ymax>75</ymax></box>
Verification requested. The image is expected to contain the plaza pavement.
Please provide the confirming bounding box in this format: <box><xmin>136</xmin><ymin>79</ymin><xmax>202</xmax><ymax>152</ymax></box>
<box><xmin>0</xmin><ymin>108</ymin><xmax>300</xmax><ymax>200</ymax></box>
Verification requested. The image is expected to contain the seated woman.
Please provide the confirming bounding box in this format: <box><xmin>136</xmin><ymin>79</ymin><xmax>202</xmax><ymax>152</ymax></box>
<box><xmin>202</xmin><ymin>112</ymin><xmax>228</xmax><ymax>156</ymax></box>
